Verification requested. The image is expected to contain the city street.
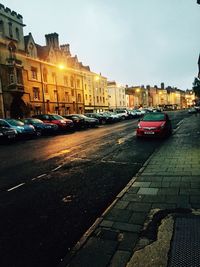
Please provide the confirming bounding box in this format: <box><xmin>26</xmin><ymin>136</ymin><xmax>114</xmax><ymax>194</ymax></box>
<box><xmin>0</xmin><ymin>110</ymin><xmax>188</xmax><ymax>267</ymax></box>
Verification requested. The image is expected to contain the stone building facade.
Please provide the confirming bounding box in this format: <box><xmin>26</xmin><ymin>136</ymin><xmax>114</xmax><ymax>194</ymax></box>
<box><xmin>0</xmin><ymin>4</ymin><xmax>108</xmax><ymax>118</ymax></box>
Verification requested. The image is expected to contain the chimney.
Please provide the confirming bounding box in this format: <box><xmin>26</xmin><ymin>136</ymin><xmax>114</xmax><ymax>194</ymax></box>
<box><xmin>161</xmin><ymin>82</ymin><xmax>165</xmax><ymax>89</ymax></box>
<box><xmin>45</xmin><ymin>33</ymin><xmax>59</xmax><ymax>48</ymax></box>
<box><xmin>60</xmin><ymin>44</ymin><xmax>71</xmax><ymax>55</ymax></box>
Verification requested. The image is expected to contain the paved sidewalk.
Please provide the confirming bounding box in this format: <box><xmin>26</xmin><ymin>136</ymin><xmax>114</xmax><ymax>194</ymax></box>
<box><xmin>61</xmin><ymin>115</ymin><xmax>200</xmax><ymax>267</ymax></box>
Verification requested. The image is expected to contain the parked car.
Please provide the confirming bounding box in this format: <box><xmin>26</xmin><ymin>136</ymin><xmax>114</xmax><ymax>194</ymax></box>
<box><xmin>136</xmin><ymin>112</ymin><xmax>172</xmax><ymax>138</ymax></box>
<box><xmin>23</xmin><ymin>118</ymin><xmax>58</xmax><ymax>136</ymax></box>
<box><xmin>102</xmin><ymin>112</ymin><xmax>121</xmax><ymax>122</ymax></box>
<box><xmin>188</xmin><ymin>107</ymin><xmax>197</xmax><ymax>114</ymax></box>
<box><xmin>0</xmin><ymin>121</ymin><xmax>17</xmax><ymax>143</ymax></box>
<box><xmin>85</xmin><ymin>113</ymin><xmax>110</xmax><ymax>125</ymax></box>
<box><xmin>115</xmin><ymin>110</ymin><xmax>129</xmax><ymax>120</ymax></box>
<box><xmin>63</xmin><ymin>114</ymin><xmax>86</xmax><ymax>129</ymax></box>
<box><xmin>32</xmin><ymin>114</ymin><xmax>74</xmax><ymax>131</ymax></box>
<box><xmin>3</xmin><ymin>119</ymin><xmax>36</xmax><ymax>138</ymax></box>
<box><xmin>79</xmin><ymin>114</ymin><xmax>99</xmax><ymax>128</ymax></box>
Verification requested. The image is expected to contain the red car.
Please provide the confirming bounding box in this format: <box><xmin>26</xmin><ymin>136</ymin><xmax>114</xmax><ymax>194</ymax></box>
<box><xmin>136</xmin><ymin>112</ymin><xmax>172</xmax><ymax>138</ymax></box>
<box><xmin>32</xmin><ymin>114</ymin><xmax>74</xmax><ymax>131</ymax></box>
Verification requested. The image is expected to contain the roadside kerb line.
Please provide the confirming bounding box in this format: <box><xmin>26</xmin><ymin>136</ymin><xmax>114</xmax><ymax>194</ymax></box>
<box><xmin>32</xmin><ymin>173</ymin><xmax>47</xmax><ymax>181</ymax></box>
<box><xmin>7</xmin><ymin>183</ymin><xmax>25</xmax><ymax>192</ymax></box>
<box><xmin>51</xmin><ymin>165</ymin><xmax>62</xmax><ymax>172</ymax></box>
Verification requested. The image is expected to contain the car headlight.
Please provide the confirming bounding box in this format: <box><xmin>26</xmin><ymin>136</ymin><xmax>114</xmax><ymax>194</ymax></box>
<box><xmin>160</xmin><ymin>122</ymin><xmax>165</xmax><ymax>129</ymax></box>
<box><xmin>137</xmin><ymin>124</ymin><xmax>142</xmax><ymax>129</ymax></box>
<box><xmin>0</xmin><ymin>132</ymin><xmax>3</xmax><ymax>136</ymax></box>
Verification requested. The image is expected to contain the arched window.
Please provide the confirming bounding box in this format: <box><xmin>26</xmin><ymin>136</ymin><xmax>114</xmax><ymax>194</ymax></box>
<box><xmin>16</xmin><ymin>28</ymin><xmax>20</xmax><ymax>41</ymax></box>
<box><xmin>0</xmin><ymin>21</ymin><xmax>4</xmax><ymax>36</ymax></box>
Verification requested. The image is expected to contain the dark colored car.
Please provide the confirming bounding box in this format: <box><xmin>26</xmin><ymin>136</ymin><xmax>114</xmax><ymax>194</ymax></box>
<box><xmin>32</xmin><ymin>114</ymin><xmax>74</xmax><ymax>131</ymax></box>
<box><xmin>136</xmin><ymin>112</ymin><xmax>172</xmax><ymax>138</ymax></box>
<box><xmin>23</xmin><ymin>118</ymin><xmax>58</xmax><ymax>136</ymax></box>
<box><xmin>63</xmin><ymin>114</ymin><xmax>86</xmax><ymax>129</ymax></box>
<box><xmin>0</xmin><ymin>121</ymin><xmax>17</xmax><ymax>143</ymax></box>
<box><xmin>85</xmin><ymin>113</ymin><xmax>109</xmax><ymax>125</ymax></box>
<box><xmin>79</xmin><ymin>114</ymin><xmax>99</xmax><ymax>128</ymax></box>
<box><xmin>3</xmin><ymin>119</ymin><xmax>36</xmax><ymax>138</ymax></box>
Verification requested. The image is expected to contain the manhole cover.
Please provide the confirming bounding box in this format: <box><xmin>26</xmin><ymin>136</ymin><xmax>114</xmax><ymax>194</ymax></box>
<box><xmin>168</xmin><ymin>216</ymin><xmax>200</xmax><ymax>267</ymax></box>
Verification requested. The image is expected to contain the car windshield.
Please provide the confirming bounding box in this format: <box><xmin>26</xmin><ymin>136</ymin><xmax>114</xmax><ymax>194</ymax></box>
<box><xmin>142</xmin><ymin>113</ymin><xmax>165</xmax><ymax>121</ymax></box>
<box><xmin>26</xmin><ymin>119</ymin><xmax>43</xmax><ymax>124</ymax></box>
<box><xmin>6</xmin><ymin>119</ymin><xmax>24</xmax><ymax>126</ymax></box>
<box><xmin>51</xmin><ymin>115</ymin><xmax>65</xmax><ymax>120</ymax></box>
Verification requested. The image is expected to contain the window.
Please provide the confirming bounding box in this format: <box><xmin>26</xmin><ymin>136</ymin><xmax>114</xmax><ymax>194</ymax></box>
<box><xmin>33</xmin><ymin>87</ymin><xmax>40</xmax><ymax>100</ymax></box>
<box><xmin>44</xmin><ymin>84</ymin><xmax>48</xmax><ymax>93</ymax></box>
<box><xmin>71</xmin><ymin>89</ymin><xmax>75</xmax><ymax>97</ymax></box>
<box><xmin>103</xmin><ymin>97</ymin><xmax>105</xmax><ymax>103</ymax></box>
<box><xmin>54</xmin><ymin>90</ymin><xmax>57</xmax><ymax>101</ymax></box>
<box><xmin>0</xmin><ymin>21</ymin><xmax>4</xmax><ymax>36</ymax></box>
<box><xmin>16</xmin><ymin>28</ymin><xmax>20</xmax><ymax>41</ymax></box>
<box><xmin>85</xmin><ymin>94</ymin><xmax>88</xmax><ymax>100</ymax></box>
<box><xmin>97</xmin><ymin>96</ymin><xmax>99</xmax><ymax>103</ymax></box>
<box><xmin>78</xmin><ymin>94</ymin><xmax>81</xmax><ymax>102</ymax></box>
<box><xmin>65</xmin><ymin>92</ymin><xmax>69</xmax><ymax>102</ymax></box>
<box><xmin>8</xmin><ymin>22</ymin><xmax>13</xmax><ymax>38</ymax></box>
<box><xmin>77</xmin><ymin>79</ymin><xmax>80</xmax><ymax>88</ymax></box>
<box><xmin>9</xmin><ymin>68</ymin><xmax>15</xmax><ymax>84</ymax></box>
<box><xmin>16</xmin><ymin>68</ymin><xmax>23</xmax><ymax>84</ymax></box>
<box><xmin>70</xmin><ymin>76</ymin><xmax>74</xmax><ymax>87</ymax></box>
<box><xmin>31</xmin><ymin>67</ymin><xmax>37</xmax><ymax>80</ymax></box>
<box><xmin>64</xmin><ymin>76</ymin><xmax>68</xmax><ymax>86</ymax></box>
<box><xmin>52</xmin><ymin>72</ymin><xmax>56</xmax><ymax>84</ymax></box>
<box><xmin>43</xmin><ymin>68</ymin><xmax>48</xmax><ymax>82</ymax></box>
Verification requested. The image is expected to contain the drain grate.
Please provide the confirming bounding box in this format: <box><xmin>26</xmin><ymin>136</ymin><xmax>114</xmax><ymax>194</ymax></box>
<box><xmin>168</xmin><ymin>216</ymin><xmax>200</xmax><ymax>267</ymax></box>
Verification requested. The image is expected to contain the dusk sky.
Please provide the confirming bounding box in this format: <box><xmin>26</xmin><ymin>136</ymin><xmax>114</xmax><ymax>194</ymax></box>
<box><xmin>2</xmin><ymin>0</ymin><xmax>200</xmax><ymax>90</ymax></box>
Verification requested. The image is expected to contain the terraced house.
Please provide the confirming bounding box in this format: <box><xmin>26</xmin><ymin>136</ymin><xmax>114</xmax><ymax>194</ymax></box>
<box><xmin>0</xmin><ymin>4</ymin><xmax>108</xmax><ymax>118</ymax></box>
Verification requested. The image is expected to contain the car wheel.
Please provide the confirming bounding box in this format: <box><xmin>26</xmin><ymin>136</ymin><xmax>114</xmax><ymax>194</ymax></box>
<box><xmin>101</xmin><ymin>119</ymin><xmax>106</xmax><ymax>125</ymax></box>
<box><xmin>36</xmin><ymin>130</ymin><xmax>42</xmax><ymax>137</ymax></box>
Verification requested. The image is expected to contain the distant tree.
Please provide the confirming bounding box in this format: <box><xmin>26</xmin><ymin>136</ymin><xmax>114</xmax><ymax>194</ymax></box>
<box><xmin>192</xmin><ymin>77</ymin><xmax>200</xmax><ymax>98</ymax></box>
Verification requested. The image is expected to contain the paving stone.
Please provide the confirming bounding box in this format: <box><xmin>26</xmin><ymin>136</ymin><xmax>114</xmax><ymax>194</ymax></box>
<box><xmin>180</xmin><ymin>188</ymin><xmax>200</xmax><ymax>195</ymax></box>
<box><xmin>150</xmin><ymin>182</ymin><xmax>162</xmax><ymax>188</ymax></box>
<box><xmin>127</xmin><ymin>202</ymin><xmax>151</xmax><ymax>212</ymax></box>
<box><xmin>165</xmin><ymin>195</ymin><xmax>189</xmax><ymax>204</ymax></box>
<box><xmin>100</xmin><ymin>220</ymin><xmax>114</xmax><ymax>228</ymax></box>
<box><xmin>142</xmin><ymin>195</ymin><xmax>166</xmax><ymax>203</ymax></box>
<box><xmin>109</xmin><ymin>250</ymin><xmax>131</xmax><ymax>267</ymax></box>
<box><xmin>128</xmin><ymin>187</ymin><xmax>140</xmax><ymax>194</ymax></box>
<box><xmin>68</xmin><ymin>237</ymin><xmax>118</xmax><ymax>267</ymax></box>
<box><xmin>114</xmin><ymin>200</ymin><xmax>129</xmax><ymax>209</ymax></box>
<box><xmin>129</xmin><ymin>212</ymin><xmax>147</xmax><ymax>225</ymax></box>
<box><xmin>122</xmin><ymin>194</ymin><xmax>143</xmax><ymax>202</ymax></box>
<box><xmin>157</xmin><ymin>188</ymin><xmax>179</xmax><ymax>195</ymax></box>
<box><xmin>105</xmin><ymin>208</ymin><xmax>133</xmax><ymax>223</ymax></box>
<box><xmin>151</xmin><ymin>203</ymin><xmax>177</xmax><ymax>209</ymax></box>
<box><xmin>191</xmin><ymin>183</ymin><xmax>200</xmax><ymax>189</ymax></box>
<box><xmin>118</xmin><ymin>232</ymin><xmax>139</xmax><ymax>251</ymax></box>
<box><xmin>137</xmin><ymin>187</ymin><xmax>158</xmax><ymax>195</ymax></box>
<box><xmin>95</xmin><ymin>228</ymin><xmax>119</xmax><ymax>241</ymax></box>
<box><xmin>112</xmin><ymin>222</ymin><xmax>141</xmax><ymax>233</ymax></box>
<box><xmin>132</xmin><ymin>182</ymin><xmax>151</xmax><ymax>188</ymax></box>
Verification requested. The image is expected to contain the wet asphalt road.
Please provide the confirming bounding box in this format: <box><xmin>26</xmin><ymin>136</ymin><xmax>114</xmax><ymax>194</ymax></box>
<box><xmin>0</xmin><ymin>110</ymin><xmax>189</xmax><ymax>267</ymax></box>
